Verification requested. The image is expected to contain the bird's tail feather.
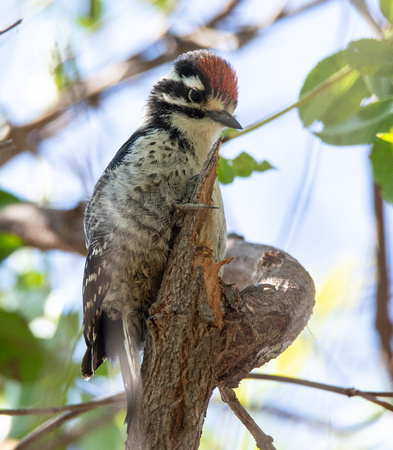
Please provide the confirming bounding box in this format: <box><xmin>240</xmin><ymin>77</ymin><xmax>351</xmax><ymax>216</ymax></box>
<box><xmin>119</xmin><ymin>314</ymin><xmax>142</xmax><ymax>432</ymax></box>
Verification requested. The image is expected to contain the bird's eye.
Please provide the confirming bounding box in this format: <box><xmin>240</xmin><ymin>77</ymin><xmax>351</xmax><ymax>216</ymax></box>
<box><xmin>188</xmin><ymin>89</ymin><xmax>204</xmax><ymax>104</ymax></box>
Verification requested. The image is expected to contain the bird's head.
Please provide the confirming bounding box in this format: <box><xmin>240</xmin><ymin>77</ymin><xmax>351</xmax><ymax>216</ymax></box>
<box><xmin>144</xmin><ymin>50</ymin><xmax>241</xmax><ymax>146</ymax></box>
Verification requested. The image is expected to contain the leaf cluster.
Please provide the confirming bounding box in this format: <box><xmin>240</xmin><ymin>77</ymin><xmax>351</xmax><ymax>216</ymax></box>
<box><xmin>298</xmin><ymin>1</ymin><xmax>393</xmax><ymax>202</ymax></box>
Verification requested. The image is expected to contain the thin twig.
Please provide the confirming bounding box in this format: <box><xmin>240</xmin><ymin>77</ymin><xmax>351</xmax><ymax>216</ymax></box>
<box><xmin>246</xmin><ymin>373</ymin><xmax>393</xmax><ymax>411</ymax></box>
<box><xmin>0</xmin><ymin>392</ymin><xmax>125</xmax><ymax>416</ymax></box>
<box><xmin>38</xmin><ymin>411</ymin><xmax>117</xmax><ymax>450</ymax></box>
<box><xmin>205</xmin><ymin>0</ymin><xmax>245</xmax><ymax>28</ymax></box>
<box><xmin>373</xmin><ymin>184</ymin><xmax>393</xmax><ymax>379</ymax></box>
<box><xmin>223</xmin><ymin>65</ymin><xmax>353</xmax><ymax>142</ymax></box>
<box><xmin>13</xmin><ymin>393</ymin><xmax>125</xmax><ymax>449</ymax></box>
<box><xmin>0</xmin><ymin>19</ymin><xmax>22</xmax><ymax>36</ymax></box>
<box><xmin>278</xmin><ymin>0</ymin><xmax>331</xmax><ymax>20</ymax></box>
<box><xmin>219</xmin><ymin>386</ymin><xmax>276</xmax><ymax>450</ymax></box>
<box><xmin>348</xmin><ymin>0</ymin><xmax>382</xmax><ymax>36</ymax></box>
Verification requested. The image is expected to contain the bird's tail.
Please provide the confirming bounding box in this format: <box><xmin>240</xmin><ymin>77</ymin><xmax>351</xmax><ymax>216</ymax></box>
<box><xmin>119</xmin><ymin>314</ymin><xmax>142</xmax><ymax>432</ymax></box>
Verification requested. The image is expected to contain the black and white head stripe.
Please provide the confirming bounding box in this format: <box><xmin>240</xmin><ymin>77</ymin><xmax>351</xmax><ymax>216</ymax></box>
<box><xmin>143</xmin><ymin>50</ymin><xmax>240</xmax><ymax>129</ymax></box>
<box><xmin>149</xmin><ymin>50</ymin><xmax>238</xmax><ymax>106</ymax></box>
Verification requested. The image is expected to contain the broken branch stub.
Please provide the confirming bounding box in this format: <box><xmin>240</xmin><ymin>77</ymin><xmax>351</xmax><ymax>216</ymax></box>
<box><xmin>217</xmin><ymin>235</ymin><xmax>315</xmax><ymax>387</ymax></box>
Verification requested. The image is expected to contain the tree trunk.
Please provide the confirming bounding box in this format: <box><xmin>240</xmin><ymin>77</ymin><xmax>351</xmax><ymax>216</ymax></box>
<box><xmin>125</xmin><ymin>143</ymin><xmax>315</xmax><ymax>449</ymax></box>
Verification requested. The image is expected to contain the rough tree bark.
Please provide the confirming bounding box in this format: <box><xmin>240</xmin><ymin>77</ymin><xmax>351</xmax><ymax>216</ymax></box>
<box><xmin>126</xmin><ymin>143</ymin><xmax>315</xmax><ymax>449</ymax></box>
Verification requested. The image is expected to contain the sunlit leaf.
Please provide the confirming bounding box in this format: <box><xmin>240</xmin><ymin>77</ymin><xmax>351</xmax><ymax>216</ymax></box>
<box><xmin>371</xmin><ymin>138</ymin><xmax>393</xmax><ymax>203</ymax></box>
<box><xmin>380</xmin><ymin>0</ymin><xmax>393</xmax><ymax>24</ymax></box>
<box><xmin>144</xmin><ymin>0</ymin><xmax>178</xmax><ymax>12</ymax></box>
<box><xmin>377</xmin><ymin>131</ymin><xmax>393</xmax><ymax>143</ymax></box>
<box><xmin>217</xmin><ymin>155</ymin><xmax>234</xmax><ymax>185</ymax></box>
<box><xmin>52</xmin><ymin>43</ymin><xmax>79</xmax><ymax>92</ymax></box>
<box><xmin>218</xmin><ymin>153</ymin><xmax>274</xmax><ymax>185</ymax></box>
<box><xmin>15</xmin><ymin>270</ymin><xmax>46</xmax><ymax>291</ymax></box>
<box><xmin>77</xmin><ymin>0</ymin><xmax>103</xmax><ymax>29</ymax></box>
<box><xmin>343</xmin><ymin>39</ymin><xmax>393</xmax><ymax>76</ymax></box>
<box><xmin>0</xmin><ymin>233</ymin><xmax>24</xmax><ymax>261</ymax></box>
<box><xmin>0</xmin><ymin>310</ymin><xmax>44</xmax><ymax>382</ymax></box>
<box><xmin>315</xmin><ymin>99</ymin><xmax>393</xmax><ymax>146</ymax></box>
<box><xmin>298</xmin><ymin>52</ymin><xmax>369</xmax><ymax>127</ymax></box>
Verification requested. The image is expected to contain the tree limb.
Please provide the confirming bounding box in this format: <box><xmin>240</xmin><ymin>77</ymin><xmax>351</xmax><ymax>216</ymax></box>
<box><xmin>0</xmin><ymin>202</ymin><xmax>86</xmax><ymax>255</ymax></box>
<box><xmin>0</xmin><ymin>392</ymin><xmax>125</xmax><ymax>417</ymax></box>
<box><xmin>0</xmin><ymin>19</ymin><xmax>23</xmax><ymax>35</ymax></box>
<box><xmin>373</xmin><ymin>184</ymin><xmax>393</xmax><ymax>379</ymax></box>
<box><xmin>14</xmin><ymin>404</ymin><xmax>121</xmax><ymax>450</ymax></box>
<box><xmin>217</xmin><ymin>235</ymin><xmax>315</xmax><ymax>387</ymax></box>
<box><xmin>247</xmin><ymin>373</ymin><xmax>393</xmax><ymax>411</ymax></box>
<box><xmin>3</xmin><ymin>373</ymin><xmax>391</xmax><ymax>448</ymax></box>
<box><xmin>219</xmin><ymin>386</ymin><xmax>276</xmax><ymax>450</ymax></box>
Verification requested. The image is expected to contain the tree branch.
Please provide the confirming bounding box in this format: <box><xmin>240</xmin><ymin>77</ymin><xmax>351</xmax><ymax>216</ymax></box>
<box><xmin>0</xmin><ymin>392</ymin><xmax>125</xmax><ymax>417</ymax></box>
<box><xmin>14</xmin><ymin>404</ymin><xmax>121</xmax><ymax>450</ymax></box>
<box><xmin>0</xmin><ymin>202</ymin><xmax>86</xmax><ymax>255</ymax></box>
<box><xmin>217</xmin><ymin>236</ymin><xmax>315</xmax><ymax>387</ymax></box>
<box><xmin>247</xmin><ymin>373</ymin><xmax>393</xmax><ymax>412</ymax></box>
<box><xmin>3</xmin><ymin>373</ymin><xmax>391</xmax><ymax>447</ymax></box>
<box><xmin>0</xmin><ymin>19</ymin><xmax>23</xmax><ymax>35</ymax></box>
<box><xmin>7</xmin><ymin>393</ymin><xmax>124</xmax><ymax>450</ymax></box>
<box><xmin>219</xmin><ymin>386</ymin><xmax>276</xmax><ymax>450</ymax></box>
<box><xmin>373</xmin><ymin>184</ymin><xmax>393</xmax><ymax>379</ymax></box>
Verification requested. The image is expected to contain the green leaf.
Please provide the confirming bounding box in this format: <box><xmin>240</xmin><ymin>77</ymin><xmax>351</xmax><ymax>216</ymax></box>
<box><xmin>0</xmin><ymin>310</ymin><xmax>44</xmax><ymax>382</ymax></box>
<box><xmin>298</xmin><ymin>52</ymin><xmax>369</xmax><ymax>128</ymax></box>
<box><xmin>315</xmin><ymin>99</ymin><xmax>393</xmax><ymax>146</ymax></box>
<box><xmin>231</xmin><ymin>152</ymin><xmax>274</xmax><ymax>177</ymax></box>
<box><xmin>218</xmin><ymin>153</ymin><xmax>274</xmax><ymax>185</ymax></box>
<box><xmin>363</xmin><ymin>75</ymin><xmax>393</xmax><ymax>99</ymax></box>
<box><xmin>77</xmin><ymin>0</ymin><xmax>103</xmax><ymax>29</ymax></box>
<box><xmin>0</xmin><ymin>233</ymin><xmax>24</xmax><ymax>261</ymax></box>
<box><xmin>371</xmin><ymin>138</ymin><xmax>393</xmax><ymax>203</ymax></box>
<box><xmin>217</xmin><ymin>155</ymin><xmax>235</xmax><ymax>185</ymax></box>
<box><xmin>0</xmin><ymin>189</ymin><xmax>22</xmax><ymax>209</ymax></box>
<box><xmin>38</xmin><ymin>312</ymin><xmax>81</xmax><ymax>402</ymax></box>
<box><xmin>377</xmin><ymin>131</ymin><xmax>393</xmax><ymax>142</ymax></box>
<box><xmin>80</xmin><ymin>417</ymin><xmax>124</xmax><ymax>450</ymax></box>
<box><xmin>380</xmin><ymin>0</ymin><xmax>393</xmax><ymax>24</ymax></box>
<box><xmin>144</xmin><ymin>0</ymin><xmax>177</xmax><ymax>12</ymax></box>
<box><xmin>343</xmin><ymin>39</ymin><xmax>393</xmax><ymax>76</ymax></box>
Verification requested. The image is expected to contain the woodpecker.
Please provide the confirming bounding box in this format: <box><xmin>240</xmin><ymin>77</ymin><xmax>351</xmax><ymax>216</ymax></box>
<box><xmin>81</xmin><ymin>49</ymin><xmax>241</xmax><ymax>427</ymax></box>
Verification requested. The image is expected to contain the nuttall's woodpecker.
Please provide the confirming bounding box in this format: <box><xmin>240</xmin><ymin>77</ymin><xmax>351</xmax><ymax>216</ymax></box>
<box><xmin>81</xmin><ymin>49</ymin><xmax>241</xmax><ymax>425</ymax></box>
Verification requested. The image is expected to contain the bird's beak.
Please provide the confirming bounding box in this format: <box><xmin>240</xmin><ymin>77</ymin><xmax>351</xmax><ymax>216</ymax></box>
<box><xmin>208</xmin><ymin>110</ymin><xmax>242</xmax><ymax>129</ymax></box>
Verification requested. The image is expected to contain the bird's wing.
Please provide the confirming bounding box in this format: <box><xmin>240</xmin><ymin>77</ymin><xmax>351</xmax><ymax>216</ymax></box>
<box><xmin>81</xmin><ymin>128</ymin><xmax>149</xmax><ymax>379</ymax></box>
<box><xmin>81</xmin><ymin>237</ymin><xmax>111</xmax><ymax>379</ymax></box>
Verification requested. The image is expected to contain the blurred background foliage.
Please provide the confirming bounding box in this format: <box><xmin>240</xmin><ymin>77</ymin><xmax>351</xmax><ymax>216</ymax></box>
<box><xmin>0</xmin><ymin>0</ymin><xmax>392</xmax><ymax>449</ymax></box>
